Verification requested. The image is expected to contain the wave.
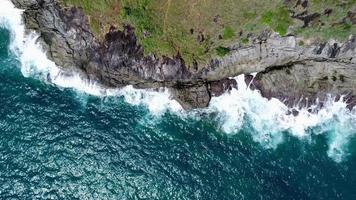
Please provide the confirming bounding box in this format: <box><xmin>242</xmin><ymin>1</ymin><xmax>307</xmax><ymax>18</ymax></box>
<box><xmin>1</xmin><ymin>0</ymin><xmax>355</xmax><ymax>162</ymax></box>
<box><xmin>208</xmin><ymin>75</ymin><xmax>356</xmax><ymax>162</ymax></box>
<box><xmin>0</xmin><ymin>0</ymin><xmax>183</xmax><ymax>115</ymax></box>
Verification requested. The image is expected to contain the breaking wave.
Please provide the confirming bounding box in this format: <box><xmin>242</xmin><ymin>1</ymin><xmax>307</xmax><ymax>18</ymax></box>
<box><xmin>1</xmin><ymin>0</ymin><xmax>355</xmax><ymax>162</ymax></box>
<box><xmin>208</xmin><ymin>75</ymin><xmax>356</xmax><ymax>162</ymax></box>
<box><xmin>0</xmin><ymin>0</ymin><xmax>183</xmax><ymax>115</ymax></box>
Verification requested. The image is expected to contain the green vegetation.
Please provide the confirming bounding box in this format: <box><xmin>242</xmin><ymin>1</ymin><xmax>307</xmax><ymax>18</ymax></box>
<box><xmin>61</xmin><ymin>0</ymin><xmax>119</xmax><ymax>34</ymax></box>
<box><xmin>60</xmin><ymin>0</ymin><xmax>356</xmax><ymax>68</ymax></box>
<box><xmin>216</xmin><ymin>46</ymin><xmax>230</xmax><ymax>57</ymax></box>
<box><xmin>223</xmin><ymin>26</ymin><xmax>235</xmax><ymax>40</ymax></box>
<box><xmin>293</xmin><ymin>0</ymin><xmax>356</xmax><ymax>41</ymax></box>
<box><xmin>261</xmin><ymin>6</ymin><xmax>291</xmax><ymax>36</ymax></box>
<box><xmin>261</xmin><ymin>11</ymin><xmax>274</xmax><ymax>25</ymax></box>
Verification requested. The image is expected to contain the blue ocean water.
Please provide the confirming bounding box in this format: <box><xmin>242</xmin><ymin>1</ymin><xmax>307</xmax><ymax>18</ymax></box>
<box><xmin>1</xmin><ymin>3</ymin><xmax>356</xmax><ymax>199</ymax></box>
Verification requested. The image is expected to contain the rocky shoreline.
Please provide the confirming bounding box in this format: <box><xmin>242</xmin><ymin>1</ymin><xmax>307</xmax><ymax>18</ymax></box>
<box><xmin>11</xmin><ymin>0</ymin><xmax>356</xmax><ymax>110</ymax></box>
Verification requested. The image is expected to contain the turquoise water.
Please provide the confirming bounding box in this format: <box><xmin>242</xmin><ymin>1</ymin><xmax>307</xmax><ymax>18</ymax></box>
<box><xmin>1</xmin><ymin>20</ymin><xmax>356</xmax><ymax>200</ymax></box>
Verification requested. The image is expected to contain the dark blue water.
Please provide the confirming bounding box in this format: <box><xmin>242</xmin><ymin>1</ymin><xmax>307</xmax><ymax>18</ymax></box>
<box><xmin>0</xmin><ymin>26</ymin><xmax>356</xmax><ymax>199</ymax></box>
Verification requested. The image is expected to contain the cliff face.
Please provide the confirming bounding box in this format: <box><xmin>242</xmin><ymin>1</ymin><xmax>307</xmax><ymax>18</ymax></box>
<box><xmin>203</xmin><ymin>34</ymin><xmax>356</xmax><ymax>108</ymax></box>
<box><xmin>11</xmin><ymin>0</ymin><xmax>356</xmax><ymax>110</ymax></box>
<box><xmin>11</xmin><ymin>0</ymin><xmax>213</xmax><ymax>109</ymax></box>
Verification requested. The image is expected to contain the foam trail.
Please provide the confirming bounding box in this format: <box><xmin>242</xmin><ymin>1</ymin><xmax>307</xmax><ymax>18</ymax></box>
<box><xmin>0</xmin><ymin>0</ymin><xmax>182</xmax><ymax>115</ymax></box>
<box><xmin>208</xmin><ymin>74</ymin><xmax>356</xmax><ymax>161</ymax></box>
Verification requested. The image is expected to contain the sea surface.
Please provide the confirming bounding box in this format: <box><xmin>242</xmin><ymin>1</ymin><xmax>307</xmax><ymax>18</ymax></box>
<box><xmin>1</xmin><ymin>1</ymin><xmax>356</xmax><ymax>199</ymax></box>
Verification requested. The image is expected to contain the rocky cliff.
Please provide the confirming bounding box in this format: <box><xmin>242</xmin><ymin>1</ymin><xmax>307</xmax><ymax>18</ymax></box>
<box><xmin>11</xmin><ymin>0</ymin><xmax>356</xmax><ymax>110</ymax></box>
<box><xmin>203</xmin><ymin>34</ymin><xmax>356</xmax><ymax>109</ymax></box>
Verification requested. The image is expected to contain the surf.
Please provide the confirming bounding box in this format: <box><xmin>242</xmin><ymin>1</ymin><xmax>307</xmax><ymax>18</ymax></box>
<box><xmin>208</xmin><ymin>75</ymin><xmax>356</xmax><ymax>162</ymax></box>
<box><xmin>1</xmin><ymin>0</ymin><xmax>355</xmax><ymax>162</ymax></box>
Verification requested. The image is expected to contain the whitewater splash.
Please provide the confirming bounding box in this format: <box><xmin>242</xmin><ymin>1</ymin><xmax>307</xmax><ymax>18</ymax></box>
<box><xmin>209</xmin><ymin>75</ymin><xmax>356</xmax><ymax>162</ymax></box>
<box><xmin>0</xmin><ymin>0</ymin><xmax>182</xmax><ymax>115</ymax></box>
<box><xmin>1</xmin><ymin>0</ymin><xmax>355</xmax><ymax>162</ymax></box>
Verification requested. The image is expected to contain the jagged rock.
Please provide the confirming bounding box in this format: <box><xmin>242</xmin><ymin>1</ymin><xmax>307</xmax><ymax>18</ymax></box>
<box><xmin>200</xmin><ymin>33</ymin><xmax>356</xmax><ymax>109</ymax></box>
<box><xmin>11</xmin><ymin>0</ymin><xmax>207</xmax><ymax>108</ymax></box>
<box><xmin>253</xmin><ymin>61</ymin><xmax>356</xmax><ymax>109</ymax></box>
<box><xmin>209</xmin><ymin>78</ymin><xmax>237</xmax><ymax>97</ymax></box>
<box><xmin>11</xmin><ymin>0</ymin><xmax>356</xmax><ymax>110</ymax></box>
<box><xmin>170</xmin><ymin>83</ymin><xmax>210</xmax><ymax>110</ymax></box>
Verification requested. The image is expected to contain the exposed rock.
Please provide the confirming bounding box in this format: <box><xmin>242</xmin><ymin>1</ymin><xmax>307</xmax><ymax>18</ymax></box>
<box><xmin>11</xmin><ymin>0</ymin><xmax>209</xmax><ymax>109</ymax></box>
<box><xmin>324</xmin><ymin>9</ymin><xmax>333</xmax><ymax>17</ymax></box>
<box><xmin>347</xmin><ymin>10</ymin><xmax>356</xmax><ymax>24</ymax></box>
<box><xmin>200</xmin><ymin>33</ymin><xmax>356</xmax><ymax>109</ymax></box>
<box><xmin>209</xmin><ymin>78</ymin><xmax>237</xmax><ymax>97</ymax></box>
<box><xmin>170</xmin><ymin>83</ymin><xmax>210</xmax><ymax>110</ymax></box>
<box><xmin>10</xmin><ymin>0</ymin><xmax>356</xmax><ymax>110</ymax></box>
<box><xmin>293</xmin><ymin>0</ymin><xmax>308</xmax><ymax>9</ymax></box>
<box><xmin>253</xmin><ymin>61</ymin><xmax>356</xmax><ymax>109</ymax></box>
<box><xmin>197</xmin><ymin>32</ymin><xmax>205</xmax><ymax>44</ymax></box>
<box><xmin>293</xmin><ymin>12</ymin><xmax>321</xmax><ymax>27</ymax></box>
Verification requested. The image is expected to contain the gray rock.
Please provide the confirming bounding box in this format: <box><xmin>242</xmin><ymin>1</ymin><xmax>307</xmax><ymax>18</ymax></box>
<box><xmin>11</xmin><ymin>0</ymin><xmax>356</xmax><ymax>110</ymax></box>
<box><xmin>253</xmin><ymin>61</ymin><xmax>356</xmax><ymax>109</ymax></box>
<box><xmin>201</xmin><ymin>34</ymin><xmax>356</xmax><ymax>109</ymax></box>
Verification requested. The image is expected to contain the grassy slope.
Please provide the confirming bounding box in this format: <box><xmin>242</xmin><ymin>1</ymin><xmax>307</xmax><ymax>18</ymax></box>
<box><xmin>60</xmin><ymin>0</ymin><xmax>356</xmax><ymax>68</ymax></box>
<box><xmin>294</xmin><ymin>0</ymin><xmax>356</xmax><ymax>41</ymax></box>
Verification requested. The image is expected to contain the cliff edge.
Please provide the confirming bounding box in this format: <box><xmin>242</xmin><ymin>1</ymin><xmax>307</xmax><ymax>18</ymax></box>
<box><xmin>11</xmin><ymin>0</ymin><xmax>356</xmax><ymax>109</ymax></box>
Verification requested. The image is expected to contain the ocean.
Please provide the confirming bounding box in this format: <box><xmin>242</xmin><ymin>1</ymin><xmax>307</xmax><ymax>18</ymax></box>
<box><xmin>0</xmin><ymin>1</ymin><xmax>356</xmax><ymax>199</ymax></box>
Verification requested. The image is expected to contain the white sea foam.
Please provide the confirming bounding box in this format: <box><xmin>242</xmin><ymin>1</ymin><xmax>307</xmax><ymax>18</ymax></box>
<box><xmin>208</xmin><ymin>74</ymin><xmax>356</xmax><ymax>161</ymax></box>
<box><xmin>1</xmin><ymin>0</ymin><xmax>355</xmax><ymax>162</ymax></box>
<box><xmin>0</xmin><ymin>0</ymin><xmax>183</xmax><ymax>115</ymax></box>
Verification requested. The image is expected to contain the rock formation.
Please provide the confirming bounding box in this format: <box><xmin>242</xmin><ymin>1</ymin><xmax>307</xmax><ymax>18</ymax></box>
<box><xmin>11</xmin><ymin>0</ymin><xmax>356</xmax><ymax>110</ymax></box>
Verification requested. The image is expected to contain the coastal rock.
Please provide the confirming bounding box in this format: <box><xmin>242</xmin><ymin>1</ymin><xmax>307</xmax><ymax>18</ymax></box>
<box><xmin>170</xmin><ymin>83</ymin><xmax>210</xmax><ymax>110</ymax></box>
<box><xmin>11</xmin><ymin>0</ymin><xmax>356</xmax><ymax>110</ymax></box>
<box><xmin>13</xmin><ymin>0</ymin><xmax>95</xmax><ymax>71</ymax></box>
<box><xmin>11</xmin><ymin>0</ymin><xmax>208</xmax><ymax>109</ymax></box>
<box><xmin>253</xmin><ymin>61</ymin><xmax>356</xmax><ymax>109</ymax></box>
<box><xmin>209</xmin><ymin>78</ymin><xmax>237</xmax><ymax>97</ymax></box>
<box><xmin>202</xmin><ymin>34</ymin><xmax>356</xmax><ymax>109</ymax></box>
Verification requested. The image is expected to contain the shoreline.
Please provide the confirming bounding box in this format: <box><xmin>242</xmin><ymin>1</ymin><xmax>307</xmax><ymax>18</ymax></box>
<box><xmin>10</xmin><ymin>0</ymin><xmax>356</xmax><ymax>110</ymax></box>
